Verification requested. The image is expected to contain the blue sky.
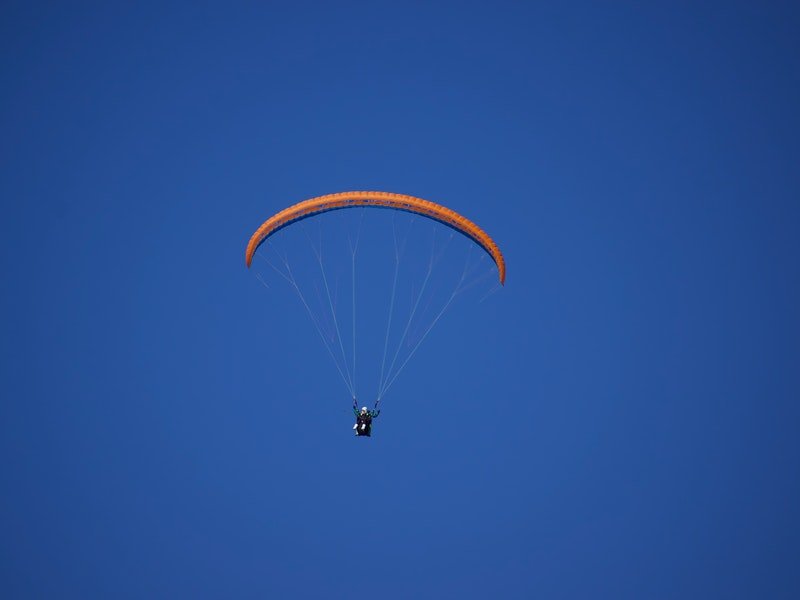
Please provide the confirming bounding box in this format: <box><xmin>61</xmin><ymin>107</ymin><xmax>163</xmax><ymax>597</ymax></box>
<box><xmin>1</xmin><ymin>2</ymin><xmax>799</xmax><ymax>598</ymax></box>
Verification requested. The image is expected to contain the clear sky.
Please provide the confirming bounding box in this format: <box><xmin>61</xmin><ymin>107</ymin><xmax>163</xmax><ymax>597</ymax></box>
<box><xmin>1</xmin><ymin>2</ymin><xmax>799</xmax><ymax>598</ymax></box>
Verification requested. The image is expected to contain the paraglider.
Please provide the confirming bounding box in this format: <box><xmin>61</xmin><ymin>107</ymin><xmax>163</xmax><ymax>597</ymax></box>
<box><xmin>246</xmin><ymin>191</ymin><xmax>505</xmax><ymax>284</ymax></box>
<box><xmin>352</xmin><ymin>400</ymin><xmax>380</xmax><ymax>437</ymax></box>
<box><xmin>246</xmin><ymin>191</ymin><xmax>505</xmax><ymax>436</ymax></box>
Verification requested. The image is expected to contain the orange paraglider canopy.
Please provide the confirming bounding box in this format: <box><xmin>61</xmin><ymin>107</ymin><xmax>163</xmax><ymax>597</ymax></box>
<box><xmin>245</xmin><ymin>191</ymin><xmax>506</xmax><ymax>284</ymax></box>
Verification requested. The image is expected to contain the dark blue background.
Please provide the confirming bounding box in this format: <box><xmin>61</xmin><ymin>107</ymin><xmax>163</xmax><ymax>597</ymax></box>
<box><xmin>1</xmin><ymin>2</ymin><xmax>798</xmax><ymax>598</ymax></box>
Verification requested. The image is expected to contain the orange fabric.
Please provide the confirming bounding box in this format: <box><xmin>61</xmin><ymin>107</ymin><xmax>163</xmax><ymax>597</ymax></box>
<box><xmin>245</xmin><ymin>191</ymin><xmax>506</xmax><ymax>284</ymax></box>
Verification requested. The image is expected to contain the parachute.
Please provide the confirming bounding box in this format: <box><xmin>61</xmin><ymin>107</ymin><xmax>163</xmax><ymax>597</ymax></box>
<box><xmin>246</xmin><ymin>191</ymin><xmax>505</xmax><ymax>405</ymax></box>
<box><xmin>246</xmin><ymin>191</ymin><xmax>505</xmax><ymax>284</ymax></box>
